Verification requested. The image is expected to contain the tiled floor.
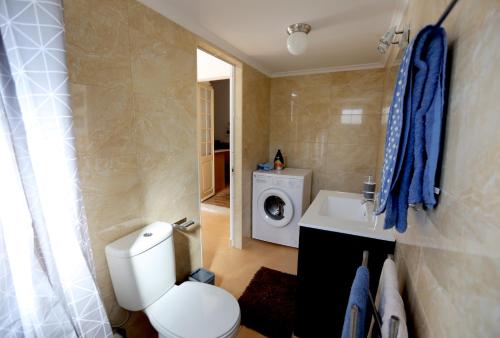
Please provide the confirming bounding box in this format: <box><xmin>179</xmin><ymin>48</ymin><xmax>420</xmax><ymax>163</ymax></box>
<box><xmin>200</xmin><ymin>205</ymin><xmax>299</xmax><ymax>338</ymax></box>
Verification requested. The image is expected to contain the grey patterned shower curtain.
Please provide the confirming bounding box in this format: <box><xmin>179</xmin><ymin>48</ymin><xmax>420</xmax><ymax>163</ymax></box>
<box><xmin>0</xmin><ymin>1</ymin><xmax>112</xmax><ymax>337</ymax></box>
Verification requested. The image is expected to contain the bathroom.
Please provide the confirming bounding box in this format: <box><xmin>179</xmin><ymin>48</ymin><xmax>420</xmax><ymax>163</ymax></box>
<box><xmin>0</xmin><ymin>0</ymin><xmax>498</xmax><ymax>337</ymax></box>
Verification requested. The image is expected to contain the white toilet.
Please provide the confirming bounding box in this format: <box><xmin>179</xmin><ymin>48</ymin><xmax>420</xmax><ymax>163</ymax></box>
<box><xmin>105</xmin><ymin>222</ymin><xmax>240</xmax><ymax>338</ymax></box>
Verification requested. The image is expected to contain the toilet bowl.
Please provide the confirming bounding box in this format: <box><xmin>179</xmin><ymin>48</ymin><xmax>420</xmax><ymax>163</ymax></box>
<box><xmin>146</xmin><ymin>282</ymin><xmax>240</xmax><ymax>338</ymax></box>
<box><xmin>105</xmin><ymin>222</ymin><xmax>240</xmax><ymax>338</ymax></box>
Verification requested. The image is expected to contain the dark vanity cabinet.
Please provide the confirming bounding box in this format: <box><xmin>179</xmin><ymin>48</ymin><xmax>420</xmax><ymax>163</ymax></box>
<box><xmin>295</xmin><ymin>226</ymin><xmax>395</xmax><ymax>337</ymax></box>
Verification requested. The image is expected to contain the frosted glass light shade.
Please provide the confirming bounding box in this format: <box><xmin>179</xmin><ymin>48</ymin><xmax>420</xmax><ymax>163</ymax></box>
<box><xmin>287</xmin><ymin>31</ymin><xmax>308</xmax><ymax>55</ymax></box>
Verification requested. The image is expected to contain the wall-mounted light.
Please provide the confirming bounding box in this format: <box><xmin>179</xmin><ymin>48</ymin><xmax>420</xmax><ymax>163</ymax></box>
<box><xmin>377</xmin><ymin>25</ymin><xmax>410</xmax><ymax>54</ymax></box>
<box><xmin>287</xmin><ymin>23</ymin><xmax>311</xmax><ymax>56</ymax></box>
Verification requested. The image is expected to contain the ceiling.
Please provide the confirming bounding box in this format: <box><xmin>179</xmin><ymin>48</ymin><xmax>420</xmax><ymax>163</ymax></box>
<box><xmin>139</xmin><ymin>0</ymin><xmax>406</xmax><ymax>77</ymax></box>
<box><xmin>197</xmin><ymin>49</ymin><xmax>232</xmax><ymax>82</ymax></box>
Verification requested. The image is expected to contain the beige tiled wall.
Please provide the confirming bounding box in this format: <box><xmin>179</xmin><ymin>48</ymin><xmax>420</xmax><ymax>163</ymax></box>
<box><xmin>376</xmin><ymin>0</ymin><xmax>500</xmax><ymax>336</ymax></box>
<box><xmin>242</xmin><ymin>65</ymin><xmax>271</xmax><ymax>237</ymax></box>
<box><xmin>66</xmin><ymin>0</ymin><xmax>138</xmax><ymax>320</ymax></box>
<box><xmin>269</xmin><ymin>69</ymin><xmax>385</xmax><ymax>197</ymax></box>
<box><xmin>128</xmin><ymin>1</ymin><xmax>201</xmax><ymax>284</ymax></box>
<box><xmin>65</xmin><ymin>0</ymin><xmax>201</xmax><ymax>321</ymax></box>
<box><xmin>64</xmin><ymin>0</ymin><xmax>270</xmax><ymax>321</ymax></box>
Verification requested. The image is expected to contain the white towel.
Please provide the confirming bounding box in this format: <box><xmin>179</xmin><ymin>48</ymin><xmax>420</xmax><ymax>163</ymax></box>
<box><xmin>379</xmin><ymin>259</ymin><xmax>408</xmax><ymax>338</ymax></box>
<box><xmin>382</xmin><ymin>258</ymin><xmax>398</xmax><ymax>290</ymax></box>
<box><xmin>378</xmin><ymin>258</ymin><xmax>399</xmax><ymax>319</ymax></box>
<box><xmin>368</xmin><ymin>258</ymin><xmax>409</xmax><ymax>338</ymax></box>
<box><xmin>380</xmin><ymin>286</ymin><xmax>406</xmax><ymax>322</ymax></box>
<box><xmin>380</xmin><ymin>287</ymin><xmax>408</xmax><ymax>338</ymax></box>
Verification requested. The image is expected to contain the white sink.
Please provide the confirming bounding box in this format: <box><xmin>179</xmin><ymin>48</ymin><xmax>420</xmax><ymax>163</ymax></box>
<box><xmin>299</xmin><ymin>190</ymin><xmax>394</xmax><ymax>241</ymax></box>
<box><xmin>319</xmin><ymin>194</ymin><xmax>371</xmax><ymax>223</ymax></box>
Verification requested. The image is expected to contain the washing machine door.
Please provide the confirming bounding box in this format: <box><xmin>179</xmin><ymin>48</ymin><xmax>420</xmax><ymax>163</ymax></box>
<box><xmin>257</xmin><ymin>188</ymin><xmax>294</xmax><ymax>228</ymax></box>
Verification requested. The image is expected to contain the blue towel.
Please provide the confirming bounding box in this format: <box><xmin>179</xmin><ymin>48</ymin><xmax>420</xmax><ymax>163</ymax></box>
<box><xmin>257</xmin><ymin>162</ymin><xmax>274</xmax><ymax>171</ymax></box>
<box><xmin>386</xmin><ymin>27</ymin><xmax>432</xmax><ymax>232</ymax></box>
<box><xmin>341</xmin><ymin>266</ymin><xmax>370</xmax><ymax>338</ymax></box>
<box><xmin>377</xmin><ymin>43</ymin><xmax>414</xmax><ymax>215</ymax></box>
<box><xmin>381</xmin><ymin>25</ymin><xmax>447</xmax><ymax>232</ymax></box>
<box><xmin>384</xmin><ymin>82</ymin><xmax>415</xmax><ymax>232</ymax></box>
<box><xmin>409</xmin><ymin>26</ymin><xmax>447</xmax><ymax>208</ymax></box>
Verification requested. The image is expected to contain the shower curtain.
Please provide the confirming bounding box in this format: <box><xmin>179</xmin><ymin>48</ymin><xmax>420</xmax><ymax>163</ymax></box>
<box><xmin>0</xmin><ymin>1</ymin><xmax>112</xmax><ymax>337</ymax></box>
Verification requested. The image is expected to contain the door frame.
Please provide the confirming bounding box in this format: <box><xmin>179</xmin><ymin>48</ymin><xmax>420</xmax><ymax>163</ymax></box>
<box><xmin>197</xmin><ymin>44</ymin><xmax>243</xmax><ymax>249</ymax></box>
<box><xmin>228</xmin><ymin>65</ymin><xmax>235</xmax><ymax>246</ymax></box>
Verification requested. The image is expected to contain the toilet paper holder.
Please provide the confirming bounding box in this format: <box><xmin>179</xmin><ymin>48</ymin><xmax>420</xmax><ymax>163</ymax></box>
<box><xmin>173</xmin><ymin>217</ymin><xmax>198</xmax><ymax>232</ymax></box>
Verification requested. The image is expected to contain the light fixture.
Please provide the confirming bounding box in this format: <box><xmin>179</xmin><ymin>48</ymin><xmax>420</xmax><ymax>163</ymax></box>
<box><xmin>377</xmin><ymin>26</ymin><xmax>396</xmax><ymax>54</ymax></box>
<box><xmin>287</xmin><ymin>23</ymin><xmax>311</xmax><ymax>56</ymax></box>
<box><xmin>377</xmin><ymin>25</ymin><xmax>410</xmax><ymax>54</ymax></box>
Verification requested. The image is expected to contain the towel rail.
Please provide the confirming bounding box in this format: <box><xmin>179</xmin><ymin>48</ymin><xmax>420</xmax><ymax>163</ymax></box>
<box><xmin>389</xmin><ymin>315</ymin><xmax>400</xmax><ymax>338</ymax></box>
<box><xmin>362</xmin><ymin>250</ymin><xmax>369</xmax><ymax>267</ymax></box>
<box><xmin>435</xmin><ymin>0</ymin><xmax>460</xmax><ymax>27</ymax></box>
<box><xmin>368</xmin><ymin>290</ymin><xmax>383</xmax><ymax>334</ymax></box>
<box><xmin>367</xmin><ymin>254</ymin><xmax>397</xmax><ymax>337</ymax></box>
<box><xmin>348</xmin><ymin>251</ymin><xmax>369</xmax><ymax>338</ymax></box>
<box><xmin>351</xmin><ymin>253</ymin><xmax>402</xmax><ymax>337</ymax></box>
<box><xmin>349</xmin><ymin>305</ymin><xmax>359</xmax><ymax>338</ymax></box>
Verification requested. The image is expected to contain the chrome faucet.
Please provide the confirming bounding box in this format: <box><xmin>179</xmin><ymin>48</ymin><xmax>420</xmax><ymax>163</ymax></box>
<box><xmin>361</xmin><ymin>192</ymin><xmax>380</xmax><ymax>228</ymax></box>
<box><xmin>362</xmin><ymin>192</ymin><xmax>379</xmax><ymax>207</ymax></box>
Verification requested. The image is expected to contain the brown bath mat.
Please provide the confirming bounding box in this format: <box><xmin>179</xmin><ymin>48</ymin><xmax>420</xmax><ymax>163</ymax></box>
<box><xmin>238</xmin><ymin>267</ymin><xmax>297</xmax><ymax>338</ymax></box>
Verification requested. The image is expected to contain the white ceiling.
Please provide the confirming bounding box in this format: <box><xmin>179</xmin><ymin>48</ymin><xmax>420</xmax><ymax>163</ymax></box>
<box><xmin>197</xmin><ymin>49</ymin><xmax>232</xmax><ymax>82</ymax></box>
<box><xmin>139</xmin><ymin>0</ymin><xmax>406</xmax><ymax>77</ymax></box>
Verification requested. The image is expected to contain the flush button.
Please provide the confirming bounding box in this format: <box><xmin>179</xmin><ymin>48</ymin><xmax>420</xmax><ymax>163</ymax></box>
<box><xmin>143</xmin><ymin>232</ymin><xmax>153</xmax><ymax>237</ymax></box>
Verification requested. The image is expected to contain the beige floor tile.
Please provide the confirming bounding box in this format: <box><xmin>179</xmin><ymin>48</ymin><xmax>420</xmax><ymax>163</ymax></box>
<box><xmin>201</xmin><ymin>208</ymin><xmax>298</xmax><ymax>337</ymax></box>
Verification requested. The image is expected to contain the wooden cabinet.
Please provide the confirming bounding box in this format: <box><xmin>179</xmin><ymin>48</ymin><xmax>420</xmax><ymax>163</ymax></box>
<box><xmin>214</xmin><ymin>149</ymin><xmax>229</xmax><ymax>192</ymax></box>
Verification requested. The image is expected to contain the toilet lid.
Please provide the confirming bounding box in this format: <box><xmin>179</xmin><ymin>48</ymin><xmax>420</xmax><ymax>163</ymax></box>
<box><xmin>146</xmin><ymin>281</ymin><xmax>240</xmax><ymax>338</ymax></box>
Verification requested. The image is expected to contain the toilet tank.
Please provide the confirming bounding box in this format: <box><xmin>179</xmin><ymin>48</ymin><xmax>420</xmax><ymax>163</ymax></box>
<box><xmin>105</xmin><ymin>222</ymin><xmax>176</xmax><ymax>311</ymax></box>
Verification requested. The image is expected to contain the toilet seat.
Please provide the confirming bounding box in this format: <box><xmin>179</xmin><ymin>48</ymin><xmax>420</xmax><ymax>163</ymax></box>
<box><xmin>145</xmin><ymin>281</ymin><xmax>240</xmax><ymax>338</ymax></box>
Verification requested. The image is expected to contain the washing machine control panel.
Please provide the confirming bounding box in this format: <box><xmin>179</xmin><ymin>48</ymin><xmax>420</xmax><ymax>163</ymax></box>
<box><xmin>253</xmin><ymin>175</ymin><xmax>303</xmax><ymax>191</ymax></box>
<box><xmin>275</xmin><ymin>177</ymin><xmax>302</xmax><ymax>190</ymax></box>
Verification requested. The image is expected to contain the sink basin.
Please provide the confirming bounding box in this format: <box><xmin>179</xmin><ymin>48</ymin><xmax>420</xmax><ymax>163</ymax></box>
<box><xmin>299</xmin><ymin>190</ymin><xmax>394</xmax><ymax>241</ymax></box>
<box><xmin>319</xmin><ymin>194</ymin><xmax>371</xmax><ymax>223</ymax></box>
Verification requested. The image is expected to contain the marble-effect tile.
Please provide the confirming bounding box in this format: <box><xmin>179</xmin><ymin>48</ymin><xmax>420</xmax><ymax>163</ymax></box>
<box><xmin>242</xmin><ymin>65</ymin><xmax>271</xmax><ymax>237</ymax></box>
<box><xmin>270</xmin><ymin>69</ymin><xmax>385</xmax><ymax>198</ymax></box>
<box><xmin>65</xmin><ymin>0</ymin><xmax>272</xmax><ymax>326</ymax></box>
<box><xmin>378</xmin><ymin>1</ymin><xmax>500</xmax><ymax>337</ymax></box>
<box><xmin>64</xmin><ymin>0</ymin><xmax>202</xmax><ymax>324</ymax></box>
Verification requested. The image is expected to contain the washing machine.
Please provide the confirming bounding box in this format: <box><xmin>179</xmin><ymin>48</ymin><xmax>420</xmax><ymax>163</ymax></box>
<box><xmin>252</xmin><ymin>168</ymin><xmax>312</xmax><ymax>248</ymax></box>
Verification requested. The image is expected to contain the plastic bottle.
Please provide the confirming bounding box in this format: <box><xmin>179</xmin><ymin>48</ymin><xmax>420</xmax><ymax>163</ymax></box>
<box><xmin>274</xmin><ymin>149</ymin><xmax>285</xmax><ymax>170</ymax></box>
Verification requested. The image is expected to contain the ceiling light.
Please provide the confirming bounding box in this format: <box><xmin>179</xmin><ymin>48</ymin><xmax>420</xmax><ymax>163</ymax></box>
<box><xmin>287</xmin><ymin>23</ymin><xmax>311</xmax><ymax>56</ymax></box>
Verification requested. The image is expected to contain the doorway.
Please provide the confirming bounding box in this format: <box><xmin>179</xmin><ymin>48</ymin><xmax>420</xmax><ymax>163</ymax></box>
<box><xmin>197</xmin><ymin>48</ymin><xmax>235</xmax><ymax>265</ymax></box>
